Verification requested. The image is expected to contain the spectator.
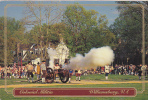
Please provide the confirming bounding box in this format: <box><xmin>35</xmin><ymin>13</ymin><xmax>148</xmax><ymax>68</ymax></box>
<box><xmin>84</xmin><ymin>69</ymin><xmax>88</xmax><ymax>76</ymax></box>
<box><xmin>24</xmin><ymin>66</ymin><xmax>28</xmax><ymax>78</ymax></box>
<box><xmin>146</xmin><ymin>65</ymin><xmax>148</xmax><ymax>78</ymax></box>
<box><xmin>115</xmin><ymin>64</ymin><xmax>118</xmax><ymax>75</ymax></box>
<box><xmin>138</xmin><ymin>64</ymin><xmax>142</xmax><ymax>80</ymax></box>
<box><xmin>14</xmin><ymin>67</ymin><xmax>18</xmax><ymax>79</ymax></box>
<box><xmin>135</xmin><ymin>65</ymin><xmax>138</xmax><ymax>76</ymax></box>
<box><xmin>0</xmin><ymin>66</ymin><xmax>2</xmax><ymax>75</ymax></box>
<box><xmin>110</xmin><ymin>66</ymin><xmax>114</xmax><ymax>74</ymax></box>
<box><xmin>7</xmin><ymin>66</ymin><xmax>11</xmax><ymax>78</ymax></box>
<box><xmin>123</xmin><ymin>65</ymin><xmax>127</xmax><ymax>75</ymax></box>
<box><xmin>12</xmin><ymin>62</ymin><xmax>17</xmax><ymax>77</ymax></box>
<box><xmin>1</xmin><ymin>69</ymin><xmax>4</xmax><ymax>79</ymax></box>
<box><xmin>142</xmin><ymin>65</ymin><xmax>147</xmax><ymax>78</ymax></box>
<box><xmin>21</xmin><ymin>66</ymin><xmax>25</xmax><ymax>78</ymax></box>
<box><xmin>118</xmin><ymin>65</ymin><xmax>122</xmax><ymax>75</ymax></box>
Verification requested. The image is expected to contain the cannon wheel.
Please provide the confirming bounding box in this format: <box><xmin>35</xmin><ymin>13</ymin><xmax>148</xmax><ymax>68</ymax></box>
<box><xmin>45</xmin><ymin>68</ymin><xmax>54</xmax><ymax>83</ymax></box>
<box><xmin>59</xmin><ymin>70</ymin><xmax>69</xmax><ymax>83</ymax></box>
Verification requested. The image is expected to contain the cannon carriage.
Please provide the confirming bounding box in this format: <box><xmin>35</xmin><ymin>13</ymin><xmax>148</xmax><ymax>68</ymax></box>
<box><xmin>45</xmin><ymin>68</ymin><xmax>69</xmax><ymax>83</ymax></box>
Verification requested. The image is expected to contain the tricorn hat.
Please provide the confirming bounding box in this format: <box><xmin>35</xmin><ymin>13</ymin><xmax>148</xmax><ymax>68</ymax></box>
<box><xmin>28</xmin><ymin>61</ymin><xmax>31</xmax><ymax>64</ymax></box>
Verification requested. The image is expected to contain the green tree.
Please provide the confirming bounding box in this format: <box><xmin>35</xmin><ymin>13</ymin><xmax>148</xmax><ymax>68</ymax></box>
<box><xmin>0</xmin><ymin>17</ymin><xmax>4</xmax><ymax>63</ymax></box>
<box><xmin>24</xmin><ymin>22</ymin><xmax>66</xmax><ymax>60</ymax></box>
<box><xmin>62</xmin><ymin>4</ymin><xmax>115</xmax><ymax>56</ymax></box>
<box><xmin>0</xmin><ymin>17</ymin><xmax>25</xmax><ymax>64</ymax></box>
<box><xmin>110</xmin><ymin>1</ymin><xmax>148</xmax><ymax>65</ymax></box>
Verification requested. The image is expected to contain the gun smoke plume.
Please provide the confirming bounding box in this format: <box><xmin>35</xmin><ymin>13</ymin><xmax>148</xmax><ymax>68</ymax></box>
<box><xmin>68</xmin><ymin>46</ymin><xmax>114</xmax><ymax>69</ymax></box>
<box><xmin>47</xmin><ymin>46</ymin><xmax>57</xmax><ymax>69</ymax></box>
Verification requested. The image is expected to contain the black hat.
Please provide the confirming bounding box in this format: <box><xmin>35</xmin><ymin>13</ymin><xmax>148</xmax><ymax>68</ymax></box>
<box><xmin>55</xmin><ymin>63</ymin><xmax>59</xmax><ymax>65</ymax></box>
<box><xmin>37</xmin><ymin>62</ymin><xmax>40</xmax><ymax>64</ymax></box>
<box><xmin>42</xmin><ymin>60</ymin><xmax>46</xmax><ymax>62</ymax></box>
<box><xmin>28</xmin><ymin>61</ymin><xmax>31</xmax><ymax>64</ymax></box>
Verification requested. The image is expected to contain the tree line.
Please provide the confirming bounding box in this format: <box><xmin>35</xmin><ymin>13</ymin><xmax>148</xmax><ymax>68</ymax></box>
<box><xmin>0</xmin><ymin>1</ymin><xmax>148</xmax><ymax>66</ymax></box>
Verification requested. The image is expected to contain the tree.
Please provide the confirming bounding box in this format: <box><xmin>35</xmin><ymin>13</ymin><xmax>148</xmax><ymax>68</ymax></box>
<box><xmin>0</xmin><ymin>17</ymin><xmax>25</xmax><ymax>64</ymax></box>
<box><xmin>22</xmin><ymin>1</ymin><xmax>62</xmax><ymax>61</ymax></box>
<box><xmin>0</xmin><ymin>17</ymin><xmax>4</xmax><ymax>63</ymax></box>
<box><xmin>25</xmin><ymin>22</ymin><xmax>66</xmax><ymax>59</ymax></box>
<box><xmin>62</xmin><ymin>4</ymin><xmax>115</xmax><ymax>56</ymax></box>
<box><xmin>110</xmin><ymin>1</ymin><xmax>148</xmax><ymax>65</ymax></box>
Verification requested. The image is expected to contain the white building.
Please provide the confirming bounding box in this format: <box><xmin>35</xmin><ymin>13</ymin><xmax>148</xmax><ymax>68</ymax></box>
<box><xmin>31</xmin><ymin>41</ymin><xmax>69</xmax><ymax>65</ymax></box>
<box><xmin>32</xmin><ymin>58</ymin><xmax>41</xmax><ymax>65</ymax></box>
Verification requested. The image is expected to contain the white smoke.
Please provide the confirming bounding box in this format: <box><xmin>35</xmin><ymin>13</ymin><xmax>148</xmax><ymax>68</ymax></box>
<box><xmin>47</xmin><ymin>47</ymin><xmax>57</xmax><ymax>69</ymax></box>
<box><xmin>69</xmin><ymin>46</ymin><xmax>114</xmax><ymax>69</ymax></box>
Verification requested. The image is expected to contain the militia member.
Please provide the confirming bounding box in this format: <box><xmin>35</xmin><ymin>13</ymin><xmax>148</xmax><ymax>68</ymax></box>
<box><xmin>105</xmin><ymin>64</ymin><xmax>110</xmax><ymax>80</ymax></box>
<box><xmin>69</xmin><ymin>69</ymin><xmax>73</xmax><ymax>83</ymax></box>
<box><xmin>77</xmin><ymin>69</ymin><xmax>81</xmax><ymax>81</ymax></box>
<box><xmin>54</xmin><ymin>63</ymin><xmax>60</xmax><ymax>70</ymax></box>
<box><xmin>62</xmin><ymin>61</ymin><xmax>68</xmax><ymax>69</ymax></box>
<box><xmin>54</xmin><ymin>63</ymin><xmax>60</xmax><ymax>82</ymax></box>
<box><xmin>40</xmin><ymin>60</ymin><xmax>46</xmax><ymax>83</ymax></box>
<box><xmin>26</xmin><ymin>61</ymin><xmax>34</xmax><ymax>82</ymax></box>
<box><xmin>75</xmin><ymin>69</ymin><xmax>78</xmax><ymax>81</ymax></box>
<box><xmin>35</xmin><ymin>62</ymin><xmax>41</xmax><ymax>82</ymax></box>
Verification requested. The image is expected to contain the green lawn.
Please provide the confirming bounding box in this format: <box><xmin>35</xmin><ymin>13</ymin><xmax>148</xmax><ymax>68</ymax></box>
<box><xmin>1</xmin><ymin>74</ymin><xmax>146</xmax><ymax>85</ymax></box>
<box><xmin>80</xmin><ymin>74</ymin><xmax>142</xmax><ymax>81</ymax></box>
<box><xmin>0</xmin><ymin>74</ymin><xmax>148</xmax><ymax>100</ymax></box>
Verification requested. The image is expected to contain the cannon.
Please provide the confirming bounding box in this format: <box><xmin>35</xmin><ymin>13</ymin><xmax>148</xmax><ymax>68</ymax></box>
<box><xmin>45</xmin><ymin>68</ymin><xmax>69</xmax><ymax>83</ymax></box>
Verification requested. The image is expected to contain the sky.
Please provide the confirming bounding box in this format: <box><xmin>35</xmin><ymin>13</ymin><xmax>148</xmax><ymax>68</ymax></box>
<box><xmin>0</xmin><ymin>0</ymin><xmax>120</xmax><ymax>29</ymax></box>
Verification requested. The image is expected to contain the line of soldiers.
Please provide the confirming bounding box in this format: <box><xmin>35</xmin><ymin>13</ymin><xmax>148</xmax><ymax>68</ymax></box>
<box><xmin>26</xmin><ymin>61</ymin><xmax>75</xmax><ymax>83</ymax></box>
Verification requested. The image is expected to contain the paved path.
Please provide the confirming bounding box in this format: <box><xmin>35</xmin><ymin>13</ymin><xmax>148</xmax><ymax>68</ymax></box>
<box><xmin>0</xmin><ymin>80</ymin><xmax>148</xmax><ymax>88</ymax></box>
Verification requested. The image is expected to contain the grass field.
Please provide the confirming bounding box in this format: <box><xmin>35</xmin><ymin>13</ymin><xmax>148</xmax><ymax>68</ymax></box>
<box><xmin>0</xmin><ymin>74</ymin><xmax>145</xmax><ymax>85</ymax></box>
<box><xmin>0</xmin><ymin>74</ymin><xmax>148</xmax><ymax>100</ymax></box>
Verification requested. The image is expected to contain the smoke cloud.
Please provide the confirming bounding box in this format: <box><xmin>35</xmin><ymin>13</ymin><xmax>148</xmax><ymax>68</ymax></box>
<box><xmin>47</xmin><ymin>48</ymin><xmax>57</xmax><ymax>69</ymax></box>
<box><xmin>68</xmin><ymin>46</ymin><xmax>114</xmax><ymax>69</ymax></box>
